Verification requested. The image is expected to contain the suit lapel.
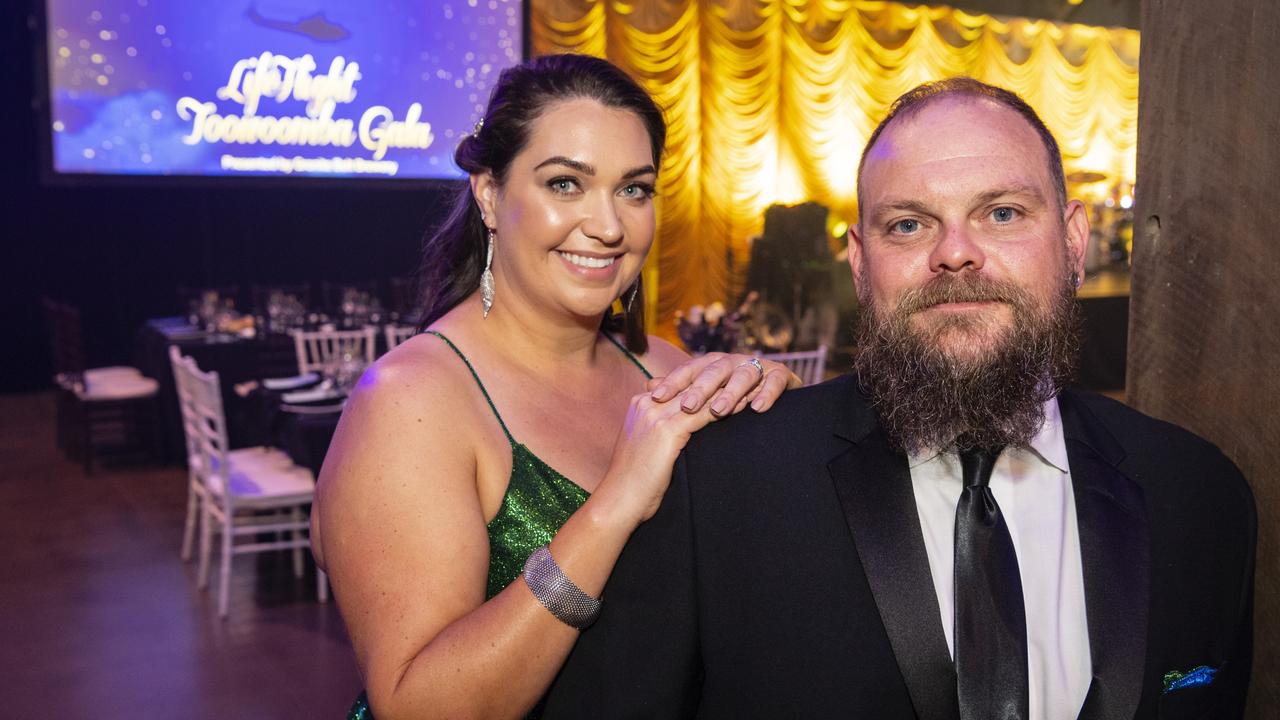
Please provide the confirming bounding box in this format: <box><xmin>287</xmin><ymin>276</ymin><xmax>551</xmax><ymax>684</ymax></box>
<box><xmin>1059</xmin><ymin>391</ymin><xmax>1150</xmax><ymax>720</ymax></box>
<box><xmin>828</xmin><ymin>383</ymin><xmax>960</xmax><ymax>720</ymax></box>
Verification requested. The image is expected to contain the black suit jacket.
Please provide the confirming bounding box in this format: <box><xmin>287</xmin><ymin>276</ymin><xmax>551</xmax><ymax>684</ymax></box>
<box><xmin>543</xmin><ymin>376</ymin><xmax>1254</xmax><ymax>719</ymax></box>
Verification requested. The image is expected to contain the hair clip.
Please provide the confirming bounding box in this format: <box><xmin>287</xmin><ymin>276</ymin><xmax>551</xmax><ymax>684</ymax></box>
<box><xmin>472</xmin><ymin>117</ymin><xmax>485</xmax><ymax>135</ymax></box>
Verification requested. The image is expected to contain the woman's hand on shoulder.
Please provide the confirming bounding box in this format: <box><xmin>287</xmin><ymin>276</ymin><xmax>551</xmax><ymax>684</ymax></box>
<box><xmin>642</xmin><ymin>337</ymin><xmax>802</xmax><ymax>417</ymax></box>
<box><xmin>592</xmin><ymin>337</ymin><xmax>797</xmax><ymax>527</ymax></box>
<box><xmin>594</xmin><ymin>387</ymin><xmax>719</xmax><ymax>526</ymax></box>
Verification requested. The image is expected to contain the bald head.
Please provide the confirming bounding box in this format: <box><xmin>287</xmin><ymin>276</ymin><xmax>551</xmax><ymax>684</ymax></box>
<box><xmin>856</xmin><ymin>78</ymin><xmax>1066</xmax><ymax>222</ymax></box>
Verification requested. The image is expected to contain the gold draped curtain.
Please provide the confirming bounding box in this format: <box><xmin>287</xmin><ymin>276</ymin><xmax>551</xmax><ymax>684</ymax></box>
<box><xmin>531</xmin><ymin>0</ymin><xmax>1140</xmax><ymax>334</ymax></box>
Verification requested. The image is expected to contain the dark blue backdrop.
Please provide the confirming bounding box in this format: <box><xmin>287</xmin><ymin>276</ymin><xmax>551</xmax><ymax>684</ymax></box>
<box><xmin>44</xmin><ymin>0</ymin><xmax>521</xmax><ymax>179</ymax></box>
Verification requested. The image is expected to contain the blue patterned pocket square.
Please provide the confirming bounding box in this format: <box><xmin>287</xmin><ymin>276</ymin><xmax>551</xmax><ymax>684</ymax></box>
<box><xmin>1162</xmin><ymin>665</ymin><xmax>1218</xmax><ymax>694</ymax></box>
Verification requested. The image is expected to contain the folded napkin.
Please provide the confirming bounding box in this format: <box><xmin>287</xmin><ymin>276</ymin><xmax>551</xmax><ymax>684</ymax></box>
<box><xmin>281</xmin><ymin>387</ymin><xmax>344</xmax><ymax>404</ymax></box>
<box><xmin>161</xmin><ymin>327</ymin><xmax>208</xmax><ymax>341</ymax></box>
<box><xmin>280</xmin><ymin>401</ymin><xmax>346</xmax><ymax>415</ymax></box>
<box><xmin>263</xmin><ymin>372</ymin><xmax>322</xmax><ymax>391</ymax></box>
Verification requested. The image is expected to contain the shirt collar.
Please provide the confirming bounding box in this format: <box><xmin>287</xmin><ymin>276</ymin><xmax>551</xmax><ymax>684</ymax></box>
<box><xmin>906</xmin><ymin>397</ymin><xmax>1069</xmax><ymax>473</ymax></box>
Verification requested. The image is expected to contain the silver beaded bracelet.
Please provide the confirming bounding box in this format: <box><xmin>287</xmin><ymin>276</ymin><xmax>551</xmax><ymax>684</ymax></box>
<box><xmin>522</xmin><ymin>545</ymin><xmax>601</xmax><ymax>630</ymax></box>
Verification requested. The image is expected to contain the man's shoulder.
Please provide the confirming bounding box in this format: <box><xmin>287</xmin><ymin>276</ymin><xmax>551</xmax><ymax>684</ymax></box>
<box><xmin>1061</xmin><ymin>389</ymin><xmax>1251</xmax><ymax>506</ymax></box>
<box><xmin>693</xmin><ymin>373</ymin><xmax>864</xmax><ymax>448</ymax></box>
<box><xmin>1063</xmin><ymin>389</ymin><xmax>1229</xmax><ymax>461</ymax></box>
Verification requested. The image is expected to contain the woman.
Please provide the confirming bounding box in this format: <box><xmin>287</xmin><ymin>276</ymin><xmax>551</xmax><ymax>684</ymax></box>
<box><xmin>311</xmin><ymin>54</ymin><xmax>798</xmax><ymax>719</ymax></box>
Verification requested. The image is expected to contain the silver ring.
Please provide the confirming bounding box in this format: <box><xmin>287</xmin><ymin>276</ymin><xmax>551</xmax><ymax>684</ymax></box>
<box><xmin>738</xmin><ymin>357</ymin><xmax>764</xmax><ymax>378</ymax></box>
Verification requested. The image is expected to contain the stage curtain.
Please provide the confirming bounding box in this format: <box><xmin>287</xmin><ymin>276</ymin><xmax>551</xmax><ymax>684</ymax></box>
<box><xmin>531</xmin><ymin>0</ymin><xmax>1139</xmax><ymax>333</ymax></box>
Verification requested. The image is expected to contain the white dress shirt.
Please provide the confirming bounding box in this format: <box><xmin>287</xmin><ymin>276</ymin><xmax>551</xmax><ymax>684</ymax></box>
<box><xmin>907</xmin><ymin>398</ymin><xmax>1092</xmax><ymax>720</ymax></box>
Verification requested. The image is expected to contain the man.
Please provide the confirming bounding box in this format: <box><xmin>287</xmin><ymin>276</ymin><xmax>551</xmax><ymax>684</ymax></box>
<box><xmin>542</xmin><ymin>79</ymin><xmax>1255</xmax><ymax>719</ymax></box>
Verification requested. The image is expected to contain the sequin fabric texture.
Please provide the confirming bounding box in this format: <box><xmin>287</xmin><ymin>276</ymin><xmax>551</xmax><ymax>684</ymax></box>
<box><xmin>484</xmin><ymin>445</ymin><xmax>590</xmax><ymax>598</ymax></box>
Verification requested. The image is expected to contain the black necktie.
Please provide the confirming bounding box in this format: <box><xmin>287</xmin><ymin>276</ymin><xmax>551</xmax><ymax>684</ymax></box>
<box><xmin>954</xmin><ymin>446</ymin><xmax>1029</xmax><ymax>720</ymax></box>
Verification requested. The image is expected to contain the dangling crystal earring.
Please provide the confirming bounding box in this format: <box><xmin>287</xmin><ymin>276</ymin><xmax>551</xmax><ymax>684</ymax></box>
<box><xmin>481</xmin><ymin>228</ymin><xmax>496</xmax><ymax>318</ymax></box>
<box><xmin>1070</xmin><ymin>271</ymin><xmax>1081</xmax><ymax>290</ymax></box>
<box><xmin>625</xmin><ymin>280</ymin><xmax>640</xmax><ymax>313</ymax></box>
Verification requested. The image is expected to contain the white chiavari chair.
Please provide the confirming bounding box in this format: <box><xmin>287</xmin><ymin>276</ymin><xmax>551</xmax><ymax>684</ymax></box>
<box><xmin>384</xmin><ymin>324</ymin><xmax>417</xmax><ymax>350</ymax></box>
<box><xmin>291</xmin><ymin>327</ymin><xmax>377</xmax><ymax>376</ymax></box>
<box><xmin>170</xmin><ymin>348</ymin><xmax>328</xmax><ymax>618</ymax></box>
<box><xmin>760</xmin><ymin>344</ymin><xmax>828</xmax><ymax>386</ymax></box>
<box><xmin>170</xmin><ymin>345</ymin><xmax>207</xmax><ymax>562</ymax></box>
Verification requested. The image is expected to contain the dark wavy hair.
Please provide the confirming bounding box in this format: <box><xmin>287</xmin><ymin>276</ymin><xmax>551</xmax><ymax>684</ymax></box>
<box><xmin>416</xmin><ymin>54</ymin><xmax>666</xmax><ymax>353</ymax></box>
<box><xmin>856</xmin><ymin>77</ymin><xmax>1067</xmax><ymax>218</ymax></box>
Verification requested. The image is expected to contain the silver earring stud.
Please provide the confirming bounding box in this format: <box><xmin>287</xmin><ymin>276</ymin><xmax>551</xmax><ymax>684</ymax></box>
<box><xmin>1070</xmin><ymin>271</ymin><xmax>1081</xmax><ymax>289</ymax></box>
<box><xmin>481</xmin><ymin>228</ymin><xmax>496</xmax><ymax>318</ymax></box>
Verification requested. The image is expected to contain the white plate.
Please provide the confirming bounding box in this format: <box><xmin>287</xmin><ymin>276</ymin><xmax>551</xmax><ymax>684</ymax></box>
<box><xmin>281</xmin><ymin>387</ymin><xmax>344</xmax><ymax>404</ymax></box>
<box><xmin>263</xmin><ymin>372</ymin><xmax>321</xmax><ymax>391</ymax></box>
<box><xmin>280</xmin><ymin>401</ymin><xmax>346</xmax><ymax>414</ymax></box>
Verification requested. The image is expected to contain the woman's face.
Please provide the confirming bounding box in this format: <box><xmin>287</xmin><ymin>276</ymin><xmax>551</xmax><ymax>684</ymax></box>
<box><xmin>473</xmin><ymin>97</ymin><xmax>658</xmax><ymax>323</ymax></box>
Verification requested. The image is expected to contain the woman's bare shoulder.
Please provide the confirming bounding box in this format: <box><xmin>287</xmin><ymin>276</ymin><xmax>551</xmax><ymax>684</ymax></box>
<box><xmin>315</xmin><ymin>332</ymin><xmax>483</xmax><ymax>520</ymax></box>
<box><xmin>345</xmin><ymin>332</ymin><xmax>475</xmax><ymax>430</ymax></box>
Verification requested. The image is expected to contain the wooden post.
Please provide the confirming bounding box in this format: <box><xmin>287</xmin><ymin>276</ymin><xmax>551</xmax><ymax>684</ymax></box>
<box><xmin>1132</xmin><ymin>1</ymin><xmax>1280</xmax><ymax>714</ymax></box>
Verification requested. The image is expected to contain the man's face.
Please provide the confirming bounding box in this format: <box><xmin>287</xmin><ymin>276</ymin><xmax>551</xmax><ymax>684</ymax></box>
<box><xmin>849</xmin><ymin>97</ymin><xmax>1088</xmax><ymax>367</ymax></box>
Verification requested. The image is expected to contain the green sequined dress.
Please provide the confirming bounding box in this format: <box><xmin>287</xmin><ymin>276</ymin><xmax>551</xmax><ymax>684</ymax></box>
<box><xmin>347</xmin><ymin>330</ymin><xmax>650</xmax><ymax>720</ymax></box>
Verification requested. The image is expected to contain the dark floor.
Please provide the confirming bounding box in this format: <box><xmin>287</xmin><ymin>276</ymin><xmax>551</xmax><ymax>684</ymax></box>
<box><xmin>0</xmin><ymin>392</ymin><xmax>362</xmax><ymax>718</ymax></box>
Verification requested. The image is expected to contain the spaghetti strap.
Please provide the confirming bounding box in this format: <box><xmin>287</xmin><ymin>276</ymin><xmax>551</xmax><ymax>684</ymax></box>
<box><xmin>603</xmin><ymin>333</ymin><xmax>653</xmax><ymax>380</ymax></box>
<box><xmin>424</xmin><ymin>330</ymin><xmax>516</xmax><ymax>446</ymax></box>
<box><xmin>425</xmin><ymin>330</ymin><xmax>651</xmax><ymax>446</ymax></box>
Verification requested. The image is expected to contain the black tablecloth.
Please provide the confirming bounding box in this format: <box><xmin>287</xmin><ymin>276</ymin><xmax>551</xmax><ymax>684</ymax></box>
<box><xmin>245</xmin><ymin>380</ymin><xmax>343</xmax><ymax>479</ymax></box>
<box><xmin>276</xmin><ymin>409</ymin><xmax>341</xmax><ymax>479</ymax></box>
<box><xmin>137</xmin><ymin>318</ymin><xmax>299</xmax><ymax>463</ymax></box>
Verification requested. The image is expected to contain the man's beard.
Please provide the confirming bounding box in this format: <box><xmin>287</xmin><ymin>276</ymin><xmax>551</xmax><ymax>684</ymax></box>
<box><xmin>851</xmin><ymin>270</ymin><xmax>1081</xmax><ymax>454</ymax></box>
